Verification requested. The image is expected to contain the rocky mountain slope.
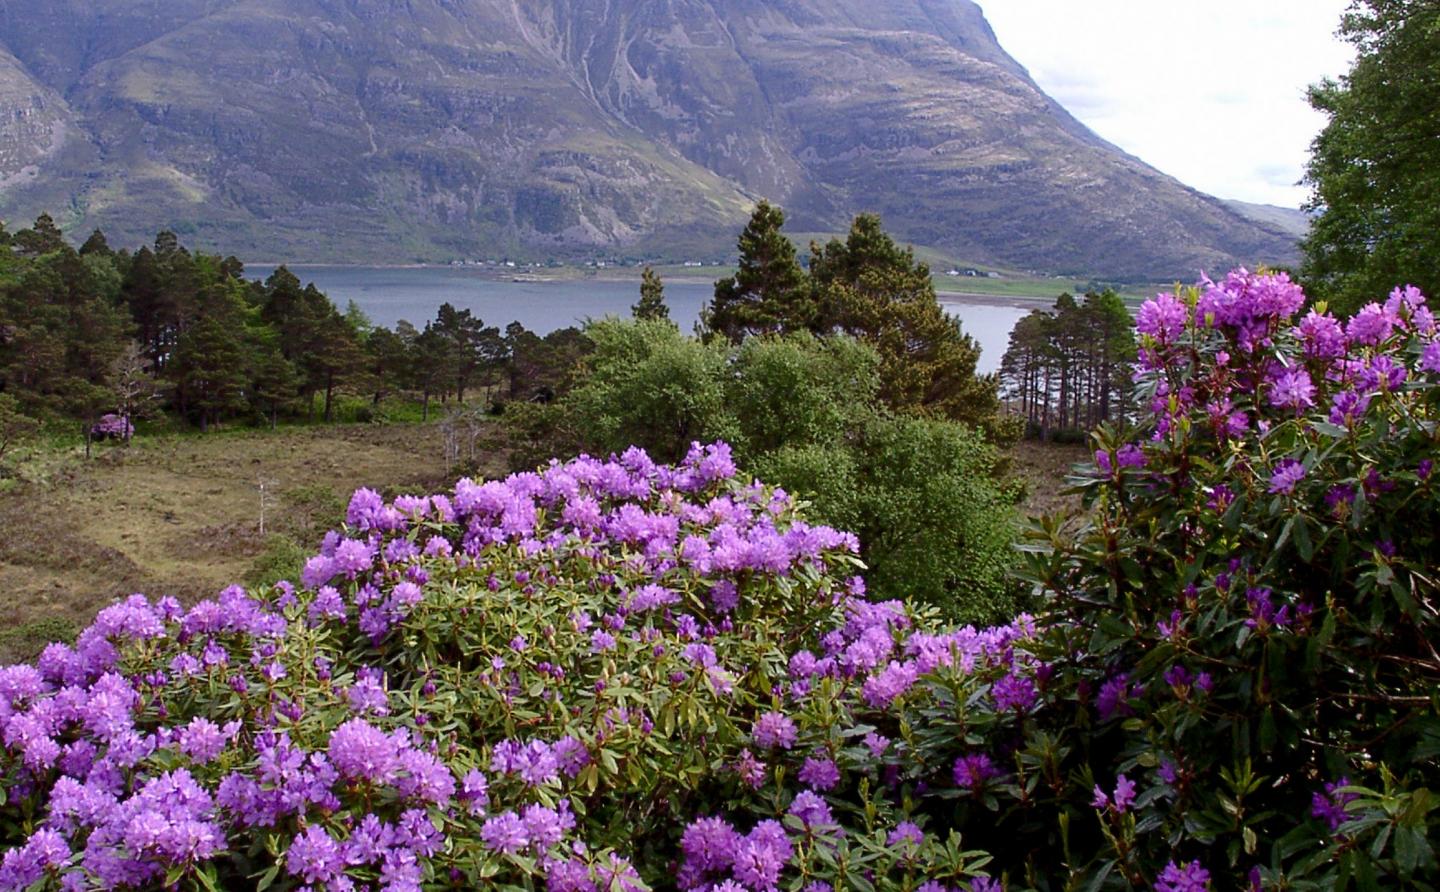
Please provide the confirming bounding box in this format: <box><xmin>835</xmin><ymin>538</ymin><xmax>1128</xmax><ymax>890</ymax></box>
<box><xmin>0</xmin><ymin>0</ymin><xmax>1299</xmax><ymax>278</ymax></box>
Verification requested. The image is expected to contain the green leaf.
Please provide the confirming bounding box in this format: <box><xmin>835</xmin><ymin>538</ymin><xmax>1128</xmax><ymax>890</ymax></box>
<box><xmin>254</xmin><ymin>864</ymin><xmax>280</xmax><ymax>891</ymax></box>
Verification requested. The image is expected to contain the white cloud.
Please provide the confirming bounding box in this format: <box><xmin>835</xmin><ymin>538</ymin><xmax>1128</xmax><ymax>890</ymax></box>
<box><xmin>981</xmin><ymin>0</ymin><xmax>1355</xmax><ymax>208</ymax></box>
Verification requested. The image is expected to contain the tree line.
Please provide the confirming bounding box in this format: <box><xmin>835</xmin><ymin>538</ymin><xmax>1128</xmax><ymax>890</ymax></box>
<box><xmin>0</xmin><ymin>215</ymin><xmax>592</xmax><ymax>441</ymax></box>
<box><xmin>998</xmin><ymin>290</ymin><xmax>1136</xmax><ymax>440</ymax></box>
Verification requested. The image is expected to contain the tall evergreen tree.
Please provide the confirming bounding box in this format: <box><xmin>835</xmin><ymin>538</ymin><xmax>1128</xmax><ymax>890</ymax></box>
<box><xmin>999</xmin><ymin>290</ymin><xmax>1135</xmax><ymax>438</ymax></box>
<box><xmin>11</xmin><ymin>214</ymin><xmax>65</xmax><ymax>257</ymax></box>
<box><xmin>633</xmin><ymin>267</ymin><xmax>671</xmax><ymax>322</ymax></box>
<box><xmin>430</xmin><ymin>303</ymin><xmax>500</xmax><ymax>404</ymax></box>
<box><xmin>811</xmin><ymin>214</ymin><xmax>1004</xmax><ymax>435</ymax></box>
<box><xmin>79</xmin><ymin>229</ymin><xmax>112</xmax><ymax>257</ymax></box>
<box><xmin>409</xmin><ymin>323</ymin><xmax>449</xmax><ymax>420</ymax></box>
<box><xmin>169</xmin><ymin>315</ymin><xmax>250</xmax><ymax>431</ymax></box>
<box><xmin>365</xmin><ymin>326</ymin><xmax>410</xmax><ymax>405</ymax></box>
<box><xmin>705</xmin><ymin>201</ymin><xmax>814</xmax><ymax>341</ymax></box>
<box><xmin>308</xmin><ymin>312</ymin><xmax>369</xmax><ymax>422</ymax></box>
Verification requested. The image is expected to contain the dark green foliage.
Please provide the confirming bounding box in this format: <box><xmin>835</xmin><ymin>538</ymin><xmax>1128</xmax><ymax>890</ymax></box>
<box><xmin>705</xmin><ymin>201</ymin><xmax>815</xmax><ymax>340</ymax></box>
<box><xmin>1000</xmin><ymin>289</ymin><xmax>1136</xmax><ymax>438</ymax></box>
<box><xmin>78</xmin><ymin>229</ymin><xmax>111</xmax><ymax>257</ymax></box>
<box><xmin>364</xmin><ymin>326</ymin><xmax>411</xmax><ymax>405</ymax></box>
<box><xmin>1302</xmin><ymin>0</ymin><xmax>1440</xmax><ymax>315</ymax></box>
<box><xmin>567</xmin><ymin>319</ymin><xmax>738</xmax><ymax>462</ymax></box>
<box><xmin>500</xmin><ymin>323</ymin><xmax>592</xmax><ymax>406</ymax></box>
<box><xmin>0</xmin><ymin>615</ymin><xmax>77</xmax><ymax>665</ymax></box>
<box><xmin>430</xmin><ymin>302</ymin><xmax>503</xmax><ymax>404</ymax></box>
<box><xmin>0</xmin><ymin>232</ymin><xmax>129</xmax><ymax>425</ymax></box>
<box><xmin>752</xmin><ymin>415</ymin><xmax>1022</xmax><ymax>621</ymax></box>
<box><xmin>168</xmin><ymin>309</ymin><xmax>252</xmax><ymax>431</ymax></box>
<box><xmin>633</xmin><ymin>266</ymin><xmax>670</xmax><ymax>322</ymax></box>
<box><xmin>0</xmin><ymin>393</ymin><xmax>38</xmax><ymax>463</ymax></box>
<box><xmin>10</xmin><ymin>213</ymin><xmax>65</xmax><ymax>257</ymax></box>
<box><xmin>0</xmin><ymin>218</ymin><xmax>581</xmax><ymax>437</ymax></box>
<box><xmin>245</xmin><ymin>534</ymin><xmax>310</xmax><ymax>588</ymax></box>
<box><xmin>812</xmin><ymin>215</ymin><xmax>1009</xmax><ymax>437</ymax></box>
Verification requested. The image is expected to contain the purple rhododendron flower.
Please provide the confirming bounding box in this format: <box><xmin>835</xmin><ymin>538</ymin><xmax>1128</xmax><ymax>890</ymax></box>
<box><xmin>480</xmin><ymin>811</ymin><xmax>529</xmax><ymax>854</ymax></box>
<box><xmin>887</xmin><ymin>821</ymin><xmax>924</xmax><ymax>848</ymax></box>
<box><xmin>1311</xmin><ymin>777</ymin><xmax>1359</xmax><ymax>831</ymax></box>
<box><xmin>788</xmin><ymin>791</ymin><xmax>834</xmax><ymax>829</ymax></box>
<box><xmin>991</xmin><ymin>672</ymin><xmax>1037</xmax><ymax>712</ymax></box>
<box><xmin>1421</xmin><ymin>341</ymin><xmax>1440</xmax><ymax>374</ymax></box>
<box><xmin>953</xmin><ymin>753</ymin><xmax>1001</xmax><ymax>791</ymax></box>
<box><xmin>287</xmin><ymin>825</ymin><xmax>346</xmax><ymax>886</ymax></box>
<box><xmin>752</xmin><ymin>712</ymin><xmax>798</xmax><ymax>750</ymax></box>
<box><xmin>1268</xmin><ymin>460</ymin><xmax>1306</xmax><ymax>495</ymax></box>
<box><xmin>1117</xmin><ymin>443</ymin><xmax>1146</xmax><ymax>469</ymax></box>
<box><xmin>1136</xmin><ymin>293</ymin><xmax>1189</xmax><ymax>342</ymax></box>
<box><xmin>1267</xmin><ymin>367</ymin><xmax>1315</xmax><ymax>410</ymax></box>
<box><xmin>1154</xmin><ymin>860</ymin><xmax>1211</xmax><ymax>892</ymax></box>
<box><xmin>1346</xmin><ymin>303</ymin><xmax>1397</xmax><ymax>346</ymax></box>
<box><xmin>798</xmin><ymin>756</ymin><xmax>840</xmax><ymax>791</ymax></box>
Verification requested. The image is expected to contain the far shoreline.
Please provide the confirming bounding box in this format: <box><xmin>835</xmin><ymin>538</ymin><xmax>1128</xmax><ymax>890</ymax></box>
<box><xmin>241</xmin><ymin>261</ymin><xmax>1096</xmax><ymax>305</ymax></box>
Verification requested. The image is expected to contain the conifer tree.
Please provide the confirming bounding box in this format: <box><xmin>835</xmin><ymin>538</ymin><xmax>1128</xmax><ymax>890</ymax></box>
<box><xmin>12</xmin><ymin>214</ymin><xmax>65</xmax><ymax>257</ymax></box>
<box><xmin>811</xmin><ymin>215</ymin><xmax>1005</xmax><ymax>436</ymax></box>
<box><xmin>168</xmin><ymin>315</ymin><xmax>250</xmax><ymax>432</ymax></box>
<box><xmin>633</xmin><ymin>266</ymin><xmax>670</xmax><ymax>322</ymax></box>
<box><xmin>79</xmin><ymin>229</ymin><xmax>112</xmax><ymax>257</ymax></box>
<box><xmin>705</xmin><ymin>201</ymin><xmax>813</xmax><ymax>341</ymax></box>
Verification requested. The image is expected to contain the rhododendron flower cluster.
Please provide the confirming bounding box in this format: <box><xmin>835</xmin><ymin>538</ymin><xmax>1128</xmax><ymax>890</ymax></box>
<box><xmin>89</xmin><ymin>413</ymin><xmax>133</xmax><ymax>440</ymax></box>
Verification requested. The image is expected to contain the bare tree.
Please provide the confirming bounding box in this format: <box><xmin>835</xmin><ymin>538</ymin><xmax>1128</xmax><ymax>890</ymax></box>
<box><xmin>257</xmin><ymin>475</ymin><xmax>278</xmax><ymax>536</ymax></box>
<box><xmin>110</xmin><ymin>342</ymin><xmax>159</xmax><ymax>444</ymax></box>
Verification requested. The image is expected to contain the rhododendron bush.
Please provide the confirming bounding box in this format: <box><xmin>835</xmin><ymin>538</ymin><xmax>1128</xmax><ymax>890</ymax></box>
<box><xmin>2</xmin><ymin>270</ymin><xmax>1439</xmax><ymax>891</ymax></box>
<box><xmin>0</xmin><ymin>442</ymin><xmax>1004</xmax><ymax>891</ymax></box>
<box><xmin>1022</xmin><ymin>270</ymin><xmax>1440</xmax><ymax>888</ymax></box>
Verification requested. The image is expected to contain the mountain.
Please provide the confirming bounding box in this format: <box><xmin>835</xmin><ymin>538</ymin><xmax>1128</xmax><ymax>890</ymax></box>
<box><xmin>0</xmin><ymin>0</ymin><xmax>1299</xmax><ymax>279</ymax></box>
<box><xmin>1223</xmin><ymin>200</ymin><xmax>1312</xmax><ymax>241</ymax></box>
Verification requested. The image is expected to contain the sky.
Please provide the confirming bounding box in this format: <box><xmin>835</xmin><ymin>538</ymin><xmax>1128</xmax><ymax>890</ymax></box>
<box><xmin>983</xmin><ymin>1</ymin><xmax>1356</xmax><ymax>209</ymax></box>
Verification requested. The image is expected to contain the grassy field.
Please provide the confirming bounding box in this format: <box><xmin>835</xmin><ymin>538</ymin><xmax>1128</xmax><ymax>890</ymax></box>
<box><xmin>0</xmin><ymin>420</ymin><xmax>507</xmax><ymax>663</ymax></box>
<box><xmin>1009</xmin><ymin>439</ymin><xmax>1090</xmax><ymax>518</ymax></box>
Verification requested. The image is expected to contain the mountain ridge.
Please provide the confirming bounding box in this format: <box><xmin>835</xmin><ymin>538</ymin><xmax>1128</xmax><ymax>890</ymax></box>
<box><xmin>0</xmin><ymin>0</ymin><xmax>1299</xmax><ymax>279</ymax></box>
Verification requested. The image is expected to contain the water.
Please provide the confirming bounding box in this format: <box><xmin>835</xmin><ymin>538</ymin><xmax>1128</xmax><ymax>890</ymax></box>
<box><xmin>245</xmin><ymin>265</ymin><xmax>1033</xmax><ymax>375</ymax></box>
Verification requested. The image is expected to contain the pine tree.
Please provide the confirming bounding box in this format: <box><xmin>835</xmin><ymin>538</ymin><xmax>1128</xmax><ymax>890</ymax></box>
<box><xmin>169</xmin><ymin>315</ymin><xmax>251</xmax><ymax>431</ymax></box>
<box><xmin>309</xmin><ymin>312</ymin><xmax>368</xmax><ymax>422</ymax></box>
<box><xmin>811</xmin><ymin>215</ymin><xmax>1004</xmax><ymax>435</ymax></box>
<box><xmin>12</xmin><ymin>214</ymin><xmax>66</xmax><ymax>257</ymax></box>
<box><xmin>633</xmin><ymin>267</ymin><xmax>670</xmax><ymax>322</ymax></box>
<box><xmin>705</xmin><ymin>201</ymin><xmax>813</xmax><ymax>341</ymax></box>
<box><xmin>365</xmin><ymin>326</ymin><xmax>410</xmax><ymax>405</ymax></box>
<box><xmin>79</xmin><ymin>229</ymin><xmax>112</xmax><ymax>257</ymax></box>
<box><xmin>998</xmin><ymin>290</ymin><xmax>1135</xmax><ymax>438</ymax></box>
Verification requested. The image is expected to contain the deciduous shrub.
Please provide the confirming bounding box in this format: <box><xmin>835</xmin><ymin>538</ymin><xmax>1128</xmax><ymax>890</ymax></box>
<box><xmin>552</xmin><ymin>320</ymin><xmax>1022</xmax><ymax>621</ymax></box>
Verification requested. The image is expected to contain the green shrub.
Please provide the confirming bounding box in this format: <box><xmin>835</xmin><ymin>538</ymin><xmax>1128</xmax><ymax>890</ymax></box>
<box><xmin>244</xmin><ymin>533</ymin><xmax>308</xmax><ymax>588</ymax></box>
<box><xmin>549</xmin><ymin>320</ymin><xmax>1021</xmax><ymax>621</ymax></box>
